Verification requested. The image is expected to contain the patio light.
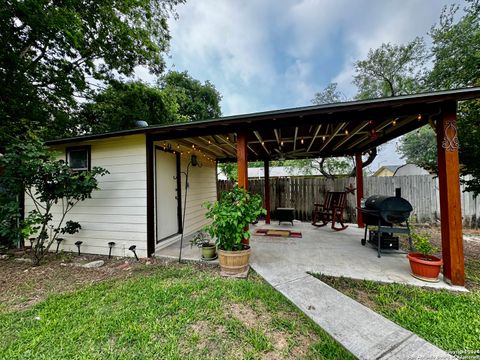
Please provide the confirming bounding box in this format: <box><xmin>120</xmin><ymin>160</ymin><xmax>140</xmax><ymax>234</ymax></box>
<box><xmin>129</xmin><ymin>245</ymin><xmax>139</xmax><ymax>261</ymax></box>
<box><xmin>75</xmin><ymin>241</ymin><xmax>82</xmax><ymax>255</ymax></box>
<box><xmin>55</xmin><ymin>238</ymin><xmax>64</xmax><ymax>254</ymax></box>
<box><xmin>417</xmin><ymin>114</ymin><xmax>422</xmax><ymax>121</ymax></box>
<box><xmin>108</xmin><ymin>242</ymin><xmax>115</xmax><ymax>259</ymax></box>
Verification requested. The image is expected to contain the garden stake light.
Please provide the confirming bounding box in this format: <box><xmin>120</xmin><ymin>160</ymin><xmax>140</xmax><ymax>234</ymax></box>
<box><xmin>108</xmin><ymin>242</ymin><xmax>115</xmax><ymax>259</ymax></box>
<box><xmin>55</xmin><ymin>238</ymin><xmax>64</xmax><ymax>254</ymax></box>
<box><xmin>75</xmin><ymin>241</ymin><xmax>82</xmax><ymax>255</ymax></box>
<box><xmin>129</xmin><ymin>245</ymin><xmax>139</xmax><ymax>261</ymax></box>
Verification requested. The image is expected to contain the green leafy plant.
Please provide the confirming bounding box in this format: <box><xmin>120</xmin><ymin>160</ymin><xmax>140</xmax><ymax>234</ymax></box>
<box><xmin>0</xmin><ymin>134</ymin><xmax>108</xmax><ymax>265</ymax></box>
<box><xmin>411</xmin><ymin>230</ymin><xmax>437</xmax><ymax>258</ymax></box>
<box><xmin>203</xmin><ymin>186</ymin><xmax>266</xmax><ymax>251</ymax></box>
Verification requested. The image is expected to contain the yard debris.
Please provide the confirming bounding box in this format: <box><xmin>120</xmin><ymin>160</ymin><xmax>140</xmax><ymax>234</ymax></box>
<box><xmin>82</xmin><ymin>260</ymin><xmax>105</xmax><ymax>269</ymax></box>
<box><xmin>116</xmin><ymin>261</ymin><xmax>131</xmax><ymax>271</ymax></box>
<box><xmin>14</xmin><ymin>258</ymin><xmax>32</xmax><ymax>263</ymax></box>
<box><xmin>0</xmin><ymin>254</ymin><xmax>9</xmax><ymax>260</ymax></box>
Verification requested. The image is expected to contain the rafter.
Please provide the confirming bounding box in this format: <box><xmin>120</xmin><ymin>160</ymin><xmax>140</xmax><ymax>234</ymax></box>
<box><xmin>332</xmin><ymin>122</ymin><xmax>369</xmax><ymax>151</ymax></box>
<box><xmin>254</xmin><ymin>131</ymin><xmax>270</xmax><ymax>155</ymax></box>
<box><xmin>307</xmin><ymin>125</ymin><xmax>322</xmax><ymax>152</ymax></box>
<box><xmin>320</xmin><ymin>123</ymin><xmax>345</xmax><ymax>152</ymax></box>
<box><xmin>293</xmin><ymin>127</ymin><xmax>298</xmax><ymax>151</ymax></box>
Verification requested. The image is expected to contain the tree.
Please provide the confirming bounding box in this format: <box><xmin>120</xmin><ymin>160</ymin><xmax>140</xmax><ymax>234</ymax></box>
<box><xmin>353</xmin><ymin>37</ymin><xmax>428</xmax><ymax>99</ymax></box>
<box><xmin>0</xmin><ymin>0</ymin><xmax>184</xmax><ymax>144</ymax></box>
<box><xmin>398</xmin><ymin>126</ymin><xmax>437</xmax><ymax>173</ymax></box>
<box><xmin>0</xmin><ymin>135</ymin><xmax>108</xmax><ymax>265</ymax></box>
<box><xmin>399</xmin><ymin>1</ymin><xmax>480</xmax><ymax>195</ymax></box>
<box><xmin>158</xmin><ymin>71</ymin><xmax>222</xmax><ymax>121</ymax></box>
<box><xmin>79</xmin><ymin>81</ymin><xmax>187</xmax><ymax>133</ymax></box>
<box><xmin>312</xmin><ymin>83</ymin><xmax>346</xmax><ymax>105</ymax></box>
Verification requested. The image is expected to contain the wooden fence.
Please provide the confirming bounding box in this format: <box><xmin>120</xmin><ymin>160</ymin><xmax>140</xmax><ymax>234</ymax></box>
<box><xmin>217</xmin><ymin>175</ymin><xmax>480</xmax><ymax>228</ymax></box>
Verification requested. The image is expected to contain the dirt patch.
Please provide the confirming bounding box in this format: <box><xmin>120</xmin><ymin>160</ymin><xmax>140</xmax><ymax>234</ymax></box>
<box><xmin>227</xmin><ymin>302</ymin><xmax>272</xmax><ymax>328</ymax></box>
<box><xmin>0</xmin><ymin>252</ymin><xmax>165</xmax><ymax>311</ymax></box>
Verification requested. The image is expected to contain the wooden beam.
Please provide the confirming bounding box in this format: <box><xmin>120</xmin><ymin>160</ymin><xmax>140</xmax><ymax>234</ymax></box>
<box><xmin>347</xmin><ymin>118</ymin><xmax>397</xmax><ymax>150</ymax></box>
<box><xmin>293</xmin><ymin>127</ymin><xmax>298</xmax><ymax>151</ymax></box>
<box><xmin>237</xmin><ymin>132</ymin><xmax>248</xmax><ymax>190</ymax></box>
<box><xmin>247</xmin><ymin>145</ymin><xmax>259</xmax><ymax>157</ymax></box>
<box><xmin>198</xmin><ymin>136</ymin><xmax>234</xmax><ymax>157</ymax></box>
<box><xmin>264</xmin><ymin>159</ymin><xmax>271</xmax><ymax>224</ymax></box>
<box><xmin>333</xmin><ymin>122</ymin><xmax>369</xmax><ymax>151</ymax></box>
<box><xmin>307</xmin><ymin>125</ymin><xmax>322</xmax><ymax>152</ymax></box>
<box><xmin>355</xmin><ymin>152</ymin><xmax>364</xmax><ymax>228</ymax></box>
<box><xmin>274</xmin><ymin>129</ymin><xmax>281</xmax><ymax>145</ymax></box>
<box><xmin>436</xmin><ymin>102</ymin><xmax>464</xmax><ymax>285</ymax></box>
<box><xmin>254</xmin><ymin>131</ymin><xmax>270</xmax><ymax>155</ymax></box>
<box><xmin>320</xmin><ymin>123</ymin><xmax>345</xmax><ymax>152</ymax></box>
<box><xmin>180</xmin><ymin>138</ymin><xmax>223</xmax><ymax>159</ymax></box>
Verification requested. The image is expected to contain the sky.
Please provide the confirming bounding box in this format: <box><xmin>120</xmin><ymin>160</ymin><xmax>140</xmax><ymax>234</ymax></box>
<box><xmin>136</xmin><ymin>0</ymin><xmax>462</xmax><ymax>171</ymax></box>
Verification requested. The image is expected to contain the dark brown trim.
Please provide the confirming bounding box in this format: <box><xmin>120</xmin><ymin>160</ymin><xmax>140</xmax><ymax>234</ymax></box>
<box><xmin>45</xmin><ymin>87</ymin><xmax>480</xmax><ymax>146</ymax></box>
<box><xmin>146</xmin><ymin>135</ymin><xmax>155</xmax><ymax>257</ymax></box>
<box><xmin>65</xmin><ymin>145</ymin><xmax>91</xmax><ymax>171</ymax></box>
<box><xmin>154</xmin><ymin>145</ymin><xmax>182</xmax><ymax>244</ymax></box>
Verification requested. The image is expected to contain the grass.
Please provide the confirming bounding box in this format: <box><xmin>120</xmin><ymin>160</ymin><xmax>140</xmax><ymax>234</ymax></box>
<box><xmin>0</xmin><ymin>263</ymin><xmax>352</xmax><ymax>359</ymax></box>
<box><xmin>311</xmin><ymin>258</ymin><xmax>480</xmax><ymax>353</ymax></box>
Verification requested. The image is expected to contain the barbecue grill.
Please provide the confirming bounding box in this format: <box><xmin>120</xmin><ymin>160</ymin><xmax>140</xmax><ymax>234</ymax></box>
<box><xmin>359</xmin><ymin>195</ymin><xmax>413</xmax><ymax>257</ymax></box>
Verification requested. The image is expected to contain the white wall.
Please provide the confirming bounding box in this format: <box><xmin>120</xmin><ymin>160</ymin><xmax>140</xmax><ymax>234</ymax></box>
<box><xmin>153</xmin><ymin>141</ymin><xmax>217</xmax><ymax>251</ymax></box>
<box><xmin>25</xmin><ymin>134</ymin><xmax>148</xmax><ymax>258</ymax></box>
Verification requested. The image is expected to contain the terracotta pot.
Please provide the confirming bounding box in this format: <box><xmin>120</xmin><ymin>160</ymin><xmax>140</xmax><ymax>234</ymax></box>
<box><xmin>201</xmin><ymin>244</ymin><xmax>217</xmax><ymax>260</ymax></box>
<box><xmin>218</xmin><ymin>246</ymin><xmax>251</xmax><ymax>274</ymax></box>
<box><xmin>407</xmin><ymin>252</ymin><xmax>443</xmax><ymax>282</ymax></box>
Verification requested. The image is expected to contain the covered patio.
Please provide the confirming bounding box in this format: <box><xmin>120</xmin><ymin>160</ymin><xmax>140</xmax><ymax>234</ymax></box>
<box><xmin>157</xmin><ymin>221</ymin><xmax>465</xmax><ymax>291</ymax></box>
<box><xmin>149</xmin><ymin>87</ymin><xmax>480</xmax><ymax>286</ymax></box>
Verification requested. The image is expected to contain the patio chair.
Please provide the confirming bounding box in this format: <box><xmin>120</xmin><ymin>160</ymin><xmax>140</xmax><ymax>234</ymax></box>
<box><xmin>312</xmin><ymin>191</ymin><xmax>348</xmax><ymax>231</ymax></box>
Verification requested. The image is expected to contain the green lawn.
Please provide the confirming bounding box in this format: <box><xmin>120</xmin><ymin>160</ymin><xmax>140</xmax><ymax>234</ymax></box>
<box><xmin>312</xmin><ymin>259</ymin><xmax>480</xmax><ymax>353</ymax></box>
<box><xmin>0</xmin><ymin>263</ymin><xmax>352</xmax><ymax>359</ymax></box>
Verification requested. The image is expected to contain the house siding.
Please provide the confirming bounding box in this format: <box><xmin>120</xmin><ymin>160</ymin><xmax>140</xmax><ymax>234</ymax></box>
<box><xmin>25</xmin><ymin>134</ymin><xmax>148</xmax><ymax>258</ymax></box>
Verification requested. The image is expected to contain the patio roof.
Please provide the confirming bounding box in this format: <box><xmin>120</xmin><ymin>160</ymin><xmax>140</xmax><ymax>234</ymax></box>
<box><xmin>47</xmin><ymin>87</ymin><xmax>480</xmax><ymax>161</ymax></box>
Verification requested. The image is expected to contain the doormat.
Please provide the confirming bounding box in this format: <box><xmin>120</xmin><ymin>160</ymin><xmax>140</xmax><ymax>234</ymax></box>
<box><xmin>254</xmin><ymin>229</ymin><xmax>302</xmax><ymax>238</ymax></box>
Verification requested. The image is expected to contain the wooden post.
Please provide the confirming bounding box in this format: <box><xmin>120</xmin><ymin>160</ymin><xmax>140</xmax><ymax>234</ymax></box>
<box><xmin>237</xmin><ymin>132</ymin><xmax>249</xmax><ymax>245</ymax></box>
<box><xmin>355</xmin><ymin>152</ymin><xmax>364</xmax><ymax>228</ymax></box>
<box><xmin>237</xmin><ymin>132</ymin><xmax>248</xmax><ymax>190</ymax></box>
<box><xmin>264</xmin><ymin>159</ymin><xmax>271</xmax><ymax>224</ymax></box>
<box><xmin>436</xmin><ymin>102</ymin><xmax>464</xmax><ymax>286</ymax></box>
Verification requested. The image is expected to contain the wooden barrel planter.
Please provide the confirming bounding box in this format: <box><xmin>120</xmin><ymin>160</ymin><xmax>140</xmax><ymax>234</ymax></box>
<box><xmin>218</xmin><ymin>246</ymin><xmax>251</xmax><ymax>274</ymax></box>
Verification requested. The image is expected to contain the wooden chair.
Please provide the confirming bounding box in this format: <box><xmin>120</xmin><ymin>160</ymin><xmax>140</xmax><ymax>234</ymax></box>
<box><xmin>312</xmin><ymin>191</ymin><xmax>348</xmax><ymax>231</ymax></box>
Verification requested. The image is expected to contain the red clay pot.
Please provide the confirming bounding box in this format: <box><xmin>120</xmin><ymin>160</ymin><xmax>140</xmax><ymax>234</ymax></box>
<box><xmin>407</xmin><ymin>252</ymin><xmax>443</xmax><ymax>282</ymax></box>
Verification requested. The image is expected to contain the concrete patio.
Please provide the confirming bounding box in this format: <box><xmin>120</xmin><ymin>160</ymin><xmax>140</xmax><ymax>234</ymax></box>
<box><xmin>157</xmin><ymin>221</ymin><xmax>465</xmax><ymax>291</ymax></box>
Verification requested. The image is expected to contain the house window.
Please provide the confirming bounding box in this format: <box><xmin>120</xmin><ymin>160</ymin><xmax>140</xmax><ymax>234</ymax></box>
<box><xmin>66</xmin><ymin>146</ymin><xmax>91</xmax><ymax>171</ymax></box>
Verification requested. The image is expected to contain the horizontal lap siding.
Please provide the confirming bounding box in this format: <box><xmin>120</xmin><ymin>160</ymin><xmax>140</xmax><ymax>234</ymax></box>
<box><xmin>181</xmin><ymin>158</ymin><xmax>217</xmax><ymax>237</ymax></box>
<box><xmin>24</xmin><ymin>135</ymin><xmax>148</xmax><ymax>258</ymax></box>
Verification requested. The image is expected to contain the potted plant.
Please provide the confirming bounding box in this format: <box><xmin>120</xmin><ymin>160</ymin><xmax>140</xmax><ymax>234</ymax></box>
<box><xmin>190</xmin><ymin>231</ymin><xmax>217</xmax><ymax>261</ymax></box>
<box><xmin>203</xmin><ymin>186</ymin><xmax>265</xmax><ymax>274</ymax></box>
<box><xmin>407</xmin><ymin>230</ymin><xmax>443</xmax><ymax>282</ymax></box>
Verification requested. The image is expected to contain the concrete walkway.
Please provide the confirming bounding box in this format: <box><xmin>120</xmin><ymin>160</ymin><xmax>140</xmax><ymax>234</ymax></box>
<box><xmin>250</xmin><ymin>224</ymin><xmax>454</xmax><ymax>359</ymax></box>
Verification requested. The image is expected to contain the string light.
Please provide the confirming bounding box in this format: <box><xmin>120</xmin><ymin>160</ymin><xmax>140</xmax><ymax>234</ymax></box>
<box><xmin>417</xmin><ymin>114</ymin><xmax>422</xmax><ymax>121</ymax></box>
<box><xmin>280</xmin><ymin>141</ymin><xmax>284</xmax><ymax>146</ymax></box>
<box><xmin>301</xmin><ymin>138</ymin><xmax>304</xmax><ymax>145</ymax></box>
<box><xmin>392</xmin><ymin>119</ymin><xmax>397</xmax><ymax>126</ymax></box>
<box><xmin>322</xmin><ymin>136</ymin><xmax>326</xmax><ymax>141</ymax></box>
<box><xmin>344</xmin><ymin>129</ymin><xmax>349</xmax><ymax>135</ymax></box>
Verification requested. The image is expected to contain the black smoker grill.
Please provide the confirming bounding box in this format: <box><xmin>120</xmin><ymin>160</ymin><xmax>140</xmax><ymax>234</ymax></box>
<box><xmin>359</xmin><ymin>195</ymin><xmax>413</xmax><ymax>257</ymax></box>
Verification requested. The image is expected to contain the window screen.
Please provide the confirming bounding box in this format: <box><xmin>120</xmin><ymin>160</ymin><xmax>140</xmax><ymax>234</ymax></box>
<box><xmin>66</xmin><ymin>147</ymin><xmax>90</xmax><ymax>171</ymax></box>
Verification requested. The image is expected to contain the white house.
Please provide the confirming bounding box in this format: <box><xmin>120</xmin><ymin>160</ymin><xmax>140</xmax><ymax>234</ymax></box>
<box><xmin>25</xmin><ymin>133</ymin><xmax>217</xmax><ymax>258</ymax></box>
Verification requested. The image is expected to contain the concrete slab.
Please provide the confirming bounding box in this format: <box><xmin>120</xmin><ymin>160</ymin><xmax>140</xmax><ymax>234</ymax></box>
<box><xmin>273</xmin><ymin>275</ymin><xmax>452</xmax><ymax>360</ymax></box>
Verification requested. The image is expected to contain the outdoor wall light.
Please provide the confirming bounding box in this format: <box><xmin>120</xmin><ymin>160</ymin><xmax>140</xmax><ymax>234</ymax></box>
<box><xmin>129</xmin><ymin>245</ymin><xmax>139</xmax><ymax>261</ymax></box>
<box><xmin>55</xmin><ymin>238</ymin><xmax>64</xmax><ymax>254</ymax></box>
<box><xmin>75</xmin><ymin>241</ymin><xmax>83</xmax><ymax>255</ymax></box>
<box><xmin>108</xmin><ymin>242</ymin><xmax>115</xmax><ymax>259</ymax></box>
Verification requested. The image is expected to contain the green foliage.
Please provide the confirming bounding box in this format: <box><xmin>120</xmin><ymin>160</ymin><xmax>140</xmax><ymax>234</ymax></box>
<box><xmin>158</xmin><ymin>71</ymin><xmax>222</xmax><ymax>121</ymax></box>
<box><xmin>353</xmin><ymin>37</ymin><xmax>427</xmax><ymax>99</ymax></box>
<box><xmin>398</xmin><ymin>126</ymin><xmax>437</xmax><ymax>173</ymax></box>
<box><xmin>411</xmin><ymin>230</ymin><xmax>437</xmax><ymax>256</ymax></box>
<box><xmin>218</xmin><ymin>162</ymin><xmax>238</xmax><ymax>182</ymax></box>
<box><xmin>0</xmin><ymin>0</ymin><xmax>184</xmax><ymax>144</ymax></box>
<box><xmin>312</xmin><ymin>83</ymin><xmax>346</xmax><ymax>104</ymax></box>
<box><xmin>0</xmin><ymin>135</ymin><xmax>108</xmax><ymax>264</ymax></box>
<box><xmin>203</xmin><ymin>187</ymin><xmax>265</xmax><ymax>251</ymax></box>
<box><xmin>0</xmin><ymin>265</ymin><xmax>353</xmax><ymax>358</ymax></box>
<box><xmin>79</xmin><ymin>80</ymin><xmax>186</xmax><ymax>133</ymax></box>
